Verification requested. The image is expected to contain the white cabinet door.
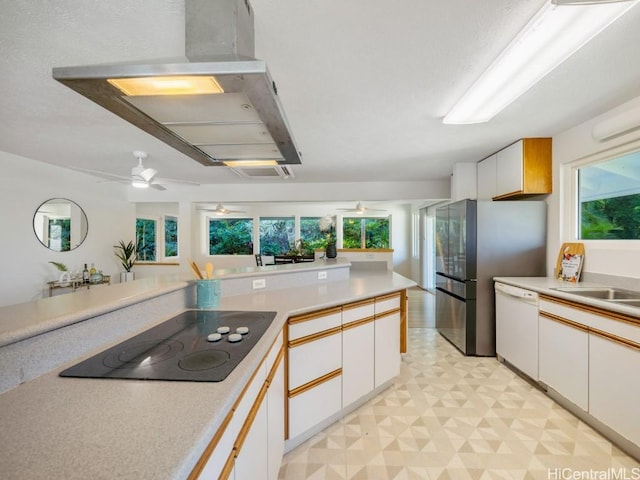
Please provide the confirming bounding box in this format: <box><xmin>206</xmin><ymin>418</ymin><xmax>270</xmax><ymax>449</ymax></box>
<box><xmin>477</xmin><ymin>154</ymin><xmax>497</xmax><ymax>200</ymax></box>
<box><xmin>342</xmin><ymin>320</ymin><xmax>375</xmax><ymax>408</ymax></box>
<box><xmin>267</xmin><ymin>355</ymin><xmax>285</xmax><ymax>480</ymax></box>
<box><xmin>234</xmin><ymin>395</ymin><xmax>268</xmax><ymax>480</ymax></box>
<box><xmin>288</xmin><ymin>375</ymin><xmax>342</xmax><ymax>439</ymax></box>
<box><xmin>374</xmin><ymin>311</ymin><xmax>401</xmax><ymax>388</ymax></box>
<box><xmin>496</xmin><ymin>140</ymin><xmax>523</xmax><ymax>196</ymax></box>
<box><xmin>288</xmin><ymin>333</ymin><xmax>342</xmax><ymax>389</ymax></box>
<box><xmin>538</xmin><ymin>314</ymin><xmax>589</xmax><ymax>410</ymax></box>
<box><xmin>589</xmin><ymin>333</ymin><xmax>640</xmax><ymax>446</ymax></box>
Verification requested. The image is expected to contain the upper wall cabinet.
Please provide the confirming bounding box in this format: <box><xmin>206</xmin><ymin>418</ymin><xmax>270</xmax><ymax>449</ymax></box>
<box><xmin>477</xmin><ymin>138</ymin><xmax>552</xmax><ymax>200</ymax></box>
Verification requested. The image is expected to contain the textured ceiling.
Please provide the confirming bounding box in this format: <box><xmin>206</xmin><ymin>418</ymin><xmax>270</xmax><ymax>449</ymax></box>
<box><xmin>1</xmin><ymin>0</ymin><xmax>640</xmax><ymax>187</ymax></box>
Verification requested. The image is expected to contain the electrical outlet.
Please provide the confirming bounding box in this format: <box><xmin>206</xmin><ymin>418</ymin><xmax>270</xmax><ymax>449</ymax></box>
<box><xmin>317</xmin><ymin>271</ymin><xmax>328</xmax><ymax>280</ymax></box>
<box><xmin>252</xmin><ymin>278</ymin><xmax>266</xmax><ymax>289</ymax></box>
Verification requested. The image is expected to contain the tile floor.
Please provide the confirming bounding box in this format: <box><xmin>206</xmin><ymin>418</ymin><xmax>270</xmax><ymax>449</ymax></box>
<box><xmin>278</xmin><ymin>288</ymin><xmax>639</xmax><ymax>479</ymax></box>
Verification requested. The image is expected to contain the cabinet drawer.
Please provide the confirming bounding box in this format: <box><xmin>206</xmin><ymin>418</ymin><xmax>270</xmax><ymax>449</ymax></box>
<box><xmin>288</xmin><ymin>332</ymin><xmax>342</xmax><ymax>389</ymax></box>
<box><xmin>375</xmin><ymin>292</ymin><xmax>401</xmax><ymax>315</ymax></box>
<box><xmin>342</xmin><ymin>299</ymin><xmax>374</xmax><ymax>324</ymax></box>
<box><xmin>288</xmin><ymin>307</ymin><xmax>342</xmax><ymax>340</ymax></box>
<box><xmin>288</xmin><ymin>374</ymin><xmax>342</xmax><ymax>439</ymax></box>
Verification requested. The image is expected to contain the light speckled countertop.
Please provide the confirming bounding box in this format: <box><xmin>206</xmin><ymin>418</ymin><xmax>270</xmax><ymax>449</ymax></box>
<box><xmin>494</xmin><ymin>276</ymin><xmax>640</xmax><ymax>320</ymax></box>
<box><xmin>0</xmin><ymin>269</ymin><xmax>415</xmax><ymax>480</ymax></box>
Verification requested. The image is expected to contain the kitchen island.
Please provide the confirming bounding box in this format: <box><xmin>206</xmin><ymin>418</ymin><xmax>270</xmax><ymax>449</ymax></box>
<box><xmin>0</xmin><ymin>260</ymin><xmax>415</xmax><ymax>479</ymax></box>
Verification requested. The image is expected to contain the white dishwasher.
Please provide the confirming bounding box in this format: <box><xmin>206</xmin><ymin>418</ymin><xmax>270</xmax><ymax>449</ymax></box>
<box><xmin>495</xmin><ymin>282</ymin><xmax>539</xmax><ymax>380</ymax></box>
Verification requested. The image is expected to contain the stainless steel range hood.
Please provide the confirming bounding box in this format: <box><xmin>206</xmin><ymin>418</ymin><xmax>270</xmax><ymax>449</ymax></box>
<box><xmin>52</xmin><ymin>0</ymin><xmax>301</xmax><ymax>167</ymax></box>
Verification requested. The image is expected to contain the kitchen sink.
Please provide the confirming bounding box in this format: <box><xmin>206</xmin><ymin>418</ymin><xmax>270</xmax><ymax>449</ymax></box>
<box><xmin>552</xmin><ymin>286</ymin><xmax>640</xmax><ymax>301</ymax></box>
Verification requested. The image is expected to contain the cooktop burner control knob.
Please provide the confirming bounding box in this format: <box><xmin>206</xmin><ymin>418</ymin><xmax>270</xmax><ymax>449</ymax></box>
<box><xmin>217</xmin><ymin>326</ymin><xmax>230</xmax><ymax>334</ymax></box>
<box><xmin>207</xmin><ymin>333</ymin><xmax>222</xmax><ymax>342</ymax></box>
<box><xmin>228</xmin><ymin>333</ymin><xmax>242</xmax><ymax>343</ymax></box>
<box><xmin>236</xmin><ymin>327</ymin><xmax>249</xmax><ymax>335</ymax></box>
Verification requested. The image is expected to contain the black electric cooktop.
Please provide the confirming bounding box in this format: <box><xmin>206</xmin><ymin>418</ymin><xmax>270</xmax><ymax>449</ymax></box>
<box><xmin>59</xmin><ymin>310</ymin><xmax>277</xmax><ymax>382</ymax></box>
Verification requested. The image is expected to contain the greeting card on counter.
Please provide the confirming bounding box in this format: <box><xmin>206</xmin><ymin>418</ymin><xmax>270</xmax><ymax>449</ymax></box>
<box><xmin>556</xmin><ymin>242</ymin><xmax>585</xmax><ymax>283</ymax></box>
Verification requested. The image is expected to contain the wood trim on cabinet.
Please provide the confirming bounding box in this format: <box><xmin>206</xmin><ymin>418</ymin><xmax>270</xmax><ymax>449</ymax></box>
<box><xmin>375</xmin><ymin>308</ymin><xmax>401</xmax><ymax>320</ymax></box>
<box><xmin>342</xmin><ymin>298</ymin><xmax>375</xmax><ymax>311</ymax></box>
<box><xmin>288</xmin><ymin>368</ymin><xmax>342</xmax><ymax>399</ymax></box>
<box><xmin>590</xmin><ymin>327</ymin><xmax>640</xmax><ymax>352</ymax></box>
<box><xmin>288</xmin><ymin>326</ymin><xmax>342</xmax><ymax>348</ymax></box>
<box><xmin>283</xmin><ymin>324</ymin><xmax>290</xmax><ymax>441</ymax></box>
<box><xmin>219</xmin><ymin>450</ymin><xmax>235</xmax><ymax>480</ymax></box>
<box><xmin>400</xmin><ymin>289</ymin><xmax>408</xmax><ymax>353</ymax></box>
<box><xmin>376</xmin><ymin>291</ymin><xmax>402</xmax><ymax>302</ymax></box>
<box><xmin>235</xmin><ymin>381</ymin><xmax>270</xmax><ymax>454</ymax></box>
<box><xmin>539</xmin><ymin>311</ymin><xmax>589</xmax><ymax>333</ymax></box>
<box><xmin>187</xmin><ymin>409</ymin><xmax>234</xmax><ymax>480</ymax></box>
<box><xmin>540</xmin><ymin>294</ymin><xmax>640</xmax><ymax>328</ymax></box>
<box><xmin>288</xmin><ymin>306</ymin><xmax>342</xmax><ymax>325</ymax></box>
<box><xmin>342</xmin><ymin>315</ymin><xmax>375</xmax><ymax>331</ymax></box>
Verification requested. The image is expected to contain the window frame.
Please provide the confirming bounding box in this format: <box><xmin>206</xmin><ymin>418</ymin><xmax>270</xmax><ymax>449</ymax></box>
<box><xmin>342</xmin><ymin>215</ymin><xmax>391</xmax><ymax>249</ymax></box>
<box><xmin>136</xmin><ymin>214</ymin><xmax>181</xmax><ymax>263</ymax></box>
<box><xmin>564</xmin><ymin>142</ymin><xmax>640</xmax><ymax>250</ymax></box>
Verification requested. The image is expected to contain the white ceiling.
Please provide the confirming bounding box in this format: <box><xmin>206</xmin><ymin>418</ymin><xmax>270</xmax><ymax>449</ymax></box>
<box><xmin>2</xmin><ymin>0</ymin><xmax>640</xmax><ymax>189</ymax></box>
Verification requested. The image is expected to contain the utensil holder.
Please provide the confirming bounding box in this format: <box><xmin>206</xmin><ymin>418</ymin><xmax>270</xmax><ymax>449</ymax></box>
<box><xmin>196</xmin><ymin>279</ymin><xmax>221</xmax><ymax>309</ymax></box>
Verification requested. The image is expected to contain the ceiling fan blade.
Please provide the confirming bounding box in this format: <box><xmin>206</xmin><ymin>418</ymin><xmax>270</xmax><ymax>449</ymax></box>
<box><xmin>139</xmin><ymin>167</ymin><xmax>157</xmax><ymax>182</ymax></box>
<box><xmin>68</xmin><ymin>166</ymin><xmax>130</xmax><ymax>181</ymax></box>
<box><xmin>149</xmin><ymin>183</ymin><xmax>167</xmax><ymax>191</ymax></box>
<box><xmin>154</xmin><ymin>177</ymin><xmax>200</xmax><ymax>186</ymax></box>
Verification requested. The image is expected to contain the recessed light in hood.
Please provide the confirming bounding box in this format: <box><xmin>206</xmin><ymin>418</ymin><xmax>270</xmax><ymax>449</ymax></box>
<box><xmin>52</xmin><ymin>0</ymin><xmax>302</xmax><ymax>167</ymax></box>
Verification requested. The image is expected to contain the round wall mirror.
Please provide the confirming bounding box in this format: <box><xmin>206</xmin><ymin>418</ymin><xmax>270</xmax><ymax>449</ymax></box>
<box><xmin>33</xmin><ymin>198</ymin><xmax>88</xmax><ymax>252</ymax></box>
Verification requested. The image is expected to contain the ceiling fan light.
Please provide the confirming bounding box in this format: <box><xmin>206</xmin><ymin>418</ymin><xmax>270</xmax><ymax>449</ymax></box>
<box><xmin>131</xmin><ymin>179</ymin><xmax>149</xmax><ymax>188</ymax></box>
<box><xmin>443</xmin><ymin>0</ymin><xmax>637</xmax><ymax>124</ymax></box>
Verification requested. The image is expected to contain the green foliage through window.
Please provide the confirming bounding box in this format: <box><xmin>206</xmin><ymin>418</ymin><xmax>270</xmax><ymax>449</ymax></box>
<box><xmin>578</xmin><ymin>152</ymin><xmax>640</xmax><ymax>240</ymax></box>
<box><xmin>259</xmin><ymin>217</ymin><xmax>295</xmax><ymax>255</ymax></box>
<box><xmin>136</xmin><ymin>218</ymin><xmax>157</xmax><ymax>261</ymax></box>
<box><xmin>300</xmin><ymin>217</ymin><xmax>325</xmax><ymax>250</ymax></box>
<box><xmin>48</xmin><ymin>219</ymin><xmax>70</xmax><ymax>251</ymax></box>
<box><xmin>209</xmin><ymin>218</ymin><xmax>253</xmax><ymax>255</ymax></box>
<box><xmin>342</xmin><ymin>217</ymin><xmax>390</xmax><ymax>249</ymax></box>
<box><xmin>165</xmin><ymin>216</ymin><xmax>178</xmax><ymax>257</ymax></box>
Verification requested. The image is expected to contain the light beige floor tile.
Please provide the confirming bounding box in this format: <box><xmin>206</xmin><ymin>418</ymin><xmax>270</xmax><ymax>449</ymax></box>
<box><xmin>278</xmin><ymin>289</ymin><xmax>639</xmax><ymax>480</ymax></box>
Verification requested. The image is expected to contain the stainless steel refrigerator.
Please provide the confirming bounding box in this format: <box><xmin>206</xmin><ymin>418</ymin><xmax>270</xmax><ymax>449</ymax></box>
<box><xmin>435</xmin><ymin>199</ymin><xmax>546</xmax><ymax>356</ymax></box>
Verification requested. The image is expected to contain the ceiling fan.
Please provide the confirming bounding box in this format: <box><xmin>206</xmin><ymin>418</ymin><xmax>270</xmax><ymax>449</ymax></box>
<box><xmin>71</xmin><ymin>151</ymin><xmax>199</xmax><ymax>190</ymax></box>
<box><xmin>199</xmin><ymin>204</ymin><xmax>247</xmax><ymax>216</ymax></box>
<box><xmin>338</xmin><ymin>202</ymin><xmax>387</xmax><ymax>214</ymax></box>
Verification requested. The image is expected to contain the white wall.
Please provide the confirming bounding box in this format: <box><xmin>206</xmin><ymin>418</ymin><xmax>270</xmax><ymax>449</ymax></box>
<box><xmin>550</xmin><ymin>94</ymin><xmax>640</xmax><ymax>279</ymax></box>
<box><xmin>0</xmin><ymin>151</ymin><xmax>134</xmax><ymax>307</ymax></box>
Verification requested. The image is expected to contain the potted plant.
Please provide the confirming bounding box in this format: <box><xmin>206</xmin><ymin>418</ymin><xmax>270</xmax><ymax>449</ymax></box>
<box><xmin>114</xmin><ymin>240</ymin><xmax>138</xmax><ymax>282</ymax></box>
<box><xmin>49</xmin><ymin>261</ymin><xmax>71</xmax><ymax>285</ymax></box>
<box><xmin>319</xmin><ymin>215</ymin><xmax>337</xmax><ymax>259</ymax></box>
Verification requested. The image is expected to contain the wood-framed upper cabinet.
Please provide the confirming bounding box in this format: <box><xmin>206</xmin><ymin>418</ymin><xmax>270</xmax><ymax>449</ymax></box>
<box><xmin>494</xmin><ymin>138</ymin><xmax>552</xmax><ymax>200</ymax></box>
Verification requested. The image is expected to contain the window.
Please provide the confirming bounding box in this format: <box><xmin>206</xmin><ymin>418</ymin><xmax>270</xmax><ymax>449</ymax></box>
<box><xmin>48</xmin><ymin>218</ymin><xmax>70</xmax><ymax>251</ymax></box>
<box><xmin>578</xmin><ymin>150</ymin><xmax>640</xmax><ymax>240</ymax></box>
<box><xmin>300</xmin><ymin>217</ymin><xmax>325</xmax><ymax>250</ymax></box>
<box><xmin>165</xmin><ymin>215</ymin><xmax>178</xmax><ymax>257</ymax></box>
<box><xmin>343</xmin><ymin>217</ymin><xmax>390</xmax><ymax>249</ymax></box>
<box><xmin>259</xmin><ymin>217</ymin><xmax>295</xmax><ymax>255</ymax></box>
<box><xmin>136</xmin><ymin>218</ymin><xmax>156</xmax><ymax>261</ymax></box>
<box><xmin>209</xmin><ymin>218</ymin><xmax>253</xmax><ymax>255</ymax></box>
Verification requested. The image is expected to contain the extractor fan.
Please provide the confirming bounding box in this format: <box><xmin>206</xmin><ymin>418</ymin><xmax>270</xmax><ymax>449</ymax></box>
<box><xmin>338</xmin><ymin>202</ymin><xmax>387</xmax><ymax>214</ymax></box>
<box><xmin>199</xmin><ymin>204</ymin><xmax>247</xmax><ymax>216</ymax></box>
<box><xmin>72</xmin><ymin>151</ymin><xmax>199</xmax><ymax>190</ymax></box>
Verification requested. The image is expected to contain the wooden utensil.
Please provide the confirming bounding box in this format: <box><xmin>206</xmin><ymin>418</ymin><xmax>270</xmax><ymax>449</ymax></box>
<box><xmin>205</xmin><ymin>262</ymin><xmax>213</xmax><ymax>279</ymax></box>
<box><xmin>189</xmin><ymin>260</ymin><xmax>204</xmax><ymax>280</ymax></box>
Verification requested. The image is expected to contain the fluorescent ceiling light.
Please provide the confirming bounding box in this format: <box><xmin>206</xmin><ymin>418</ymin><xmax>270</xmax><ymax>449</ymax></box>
<box><xmin>443</xmin><ymin>0</ymin><xmax>637</xmax><ymax>124</ymax></box>
<box><xmin>108</xmin><ymin>76</ymin><xmax>224</xmax><ymax>96</ymax></box>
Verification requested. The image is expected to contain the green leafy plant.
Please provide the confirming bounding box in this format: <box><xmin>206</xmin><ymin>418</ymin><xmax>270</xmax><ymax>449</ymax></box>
<box><xmin>113</xmin><ymin>240</ymin><xmax>138</xmax><ymax>272</ymax></box>
<box><xmin>48</xmin><ymin>261</ymin><xmax>68</xmax><ymax>272</ymax></box>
